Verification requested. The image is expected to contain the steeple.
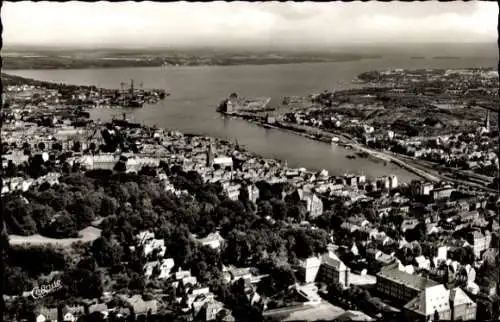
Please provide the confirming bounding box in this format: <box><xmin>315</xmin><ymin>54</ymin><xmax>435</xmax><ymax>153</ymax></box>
<box><xmin>485</xmin><ymin>110</ymin><xmax>490</xmax><ymax>132</ymax></box>
<box><xmin>206</xmin><ymin>142</ymin><xmax>214</xmax><ymax>167</ymax></box>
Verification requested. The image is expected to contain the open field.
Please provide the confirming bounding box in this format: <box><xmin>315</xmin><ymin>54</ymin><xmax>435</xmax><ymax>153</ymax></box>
<box><xmin>9</xmin><ymin>226</ymin><xmax>102</xmax><ymax>247</ymax></box>
<box><xmin>283</xmin><ymin>302</ymin><xmax>345</xmax><ymax>321</ymax></box>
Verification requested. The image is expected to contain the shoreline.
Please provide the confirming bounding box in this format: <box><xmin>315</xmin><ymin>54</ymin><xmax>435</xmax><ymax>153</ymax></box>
<box><xmin>223</xmin><ymin>112</ymin><xmax>497</xmax><ymax>192</ymax></box>
<box><xmin>228</xmin><ymin>113</ymin><xmax>436</xmax><ymax>181</ymax></box>
<box><xmin>2</xmin><ymin>56</ymin><xmax>383</xmax><ymax>71</ymax></box>
<box><xmin>6</xmin><ymin>72</ymin><xmax>495</xmax><ymax>192</ymax></box>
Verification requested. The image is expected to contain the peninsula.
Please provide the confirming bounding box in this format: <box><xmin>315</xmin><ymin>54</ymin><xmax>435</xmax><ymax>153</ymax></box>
<box><xmin>2</xmin><ymin>49</ymin><xmax>381</xmax><ymax>70</ymax></box>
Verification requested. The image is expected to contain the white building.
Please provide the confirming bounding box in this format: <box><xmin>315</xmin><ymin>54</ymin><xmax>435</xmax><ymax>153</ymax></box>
<box><xmin>390</xmin><ymin>175</ymin><xmax>398</xmax><ymax>190</ymax></box>
<box><xmin>213</xmin><ymin>156</ymin><xmax>233</xmax><ymax>168</ymax></box>
<box><xmin>159</xmin><ymin>258</ymin><xmax>175</xmax><ymax>279</ymax></box>
<box><xmin>223</xmin><ymin>183</ymin><xmax>241</xmax><ymax>201</ymax></box>
<box><xmin>197</xmin><ymin>232</ymin><xmax>225</xmax><ymax>250</ymax></box>
<box><xmin>300</xmin><ymin>257</ymin><xmax>322</xmax><ymax>283</ymax></box>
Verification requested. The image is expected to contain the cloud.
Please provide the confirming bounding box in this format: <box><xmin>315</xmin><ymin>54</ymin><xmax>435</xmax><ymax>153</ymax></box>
<box><xmin>1</xmin><ymin>1</ymin><xmax>497</xmax><ymax>48</ymax></box>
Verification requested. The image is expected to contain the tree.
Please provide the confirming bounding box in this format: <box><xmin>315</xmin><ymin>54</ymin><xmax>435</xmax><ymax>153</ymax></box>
<box><xmin>328</xmin><ymin>282</ymin><xmax>344</xmax><ymax>295</ymax></box>
<box><xmin>53</xmin><ymin>142</ymin><xmax>63</xmax><ymax>151</ymax></box>
<box><xmin>409</xmin><ymin>180</ymin><xmax>421</xmax><ymax>201</ymax></box>
<box><xmin>3</xmin><ymin>198</ymin><xmax>37</xmax><ymax>236</ymax></box>
<box><xmin>5</xmin><ymin>160</ymin><xmax>17</xmax><ymax>178</ymax></box>
<box><xmin>271</xmin><ymin>200</ymin><xmax>287</xmax><ymax>221</ymax></box>
<box><xmin>91</xmin><ymin>237</ymin><xmax>124</xmax><ymax>267</ymax></box>
<box><xmin>7</xmin><ymin>245</ymin><xmax>67</xmax><ymax>278</ymax></box>
<box><xmin>100</xmin><ymin>196</ymin><xmax>118</xmax><ymax>217</ymax></box>
<box><xmin>63</xmin><ymin>257</ymin><xmax>103</xmax><ymax>299</ymax></box>
<box><xmin>73</xmin><ymin>141</ymin><xmax>82</xmax><ymax>152</ymax></box>
<box><xmin>288</xmin><ymin>203</ymin><xmax>307</xmax><ymax>223</ymax></box>
<box><xmin>128</xmin><ymin>273</ymin><xmax>145</xmax><ymax>291</ymax></box>
<box><xmin>113</xmin><ymin>160</ymin><xmax>127</xmax><ymax>173</ymax></box>
<box><xmin>45</xmin><ymin>211</ymin><xmax>78</xmax><ymax>238</ymax></box>
<box><xmin>411</xmin><ymin>242</ymin><xmax>422</xmax><ymax>258</ymax></box>
<box><xmin>4</xmin><ymin>266</ymin><xmax>33</xmax><ymax>295</ymax></box>
<box><xmin>268</xmin><ymin>265</ymin><xmax>296</xmax><ymax>294</ymax></box>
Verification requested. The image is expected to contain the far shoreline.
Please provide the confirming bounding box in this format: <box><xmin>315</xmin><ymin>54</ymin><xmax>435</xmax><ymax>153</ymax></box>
<box><xmin>2</xmin><ymin>56</ymin><xmax>384</xmax><ymax>71</ymax></box>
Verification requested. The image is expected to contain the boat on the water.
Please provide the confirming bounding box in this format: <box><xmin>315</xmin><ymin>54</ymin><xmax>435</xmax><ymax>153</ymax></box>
<box><xmin>122</xmin><ymin>98</ymin><xmax>144</xmax><ymax>108</ymax></box>
<box><xmin>356</xmin><ymin>151</ymin><xmax>370</xmax><ymax>158</ymax></box>
<box><xmin>346</xmin><ymin>155</ymin><xmax>356</xmax><ymax>160</ymax></box>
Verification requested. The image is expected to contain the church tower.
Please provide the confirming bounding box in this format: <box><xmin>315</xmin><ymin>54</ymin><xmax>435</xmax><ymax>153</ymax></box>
<box><xmin>485</xmin><ymin>110</ymin><xmax>490</xmax><ymax>132</ymax></box>
<box><xmin>206</xmin><ymin>142</ymin><xmax>214</xmax><ymax>167</ymax></box>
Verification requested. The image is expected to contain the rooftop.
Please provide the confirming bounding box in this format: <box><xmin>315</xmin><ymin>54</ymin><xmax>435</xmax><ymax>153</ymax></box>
<box><xmin>377</xmin><ymin>266</ymin><xmax>438</xmax><ymax>291</ymax></box>
<box><xmin>321</xmin><ymin>253</ymin><xmax>347</xmax><ymax>271</ymax></box>
<box><xmin>404</xmin><ymin>284</ymin><xmax>450</xmax><ymax>316</ymax></box>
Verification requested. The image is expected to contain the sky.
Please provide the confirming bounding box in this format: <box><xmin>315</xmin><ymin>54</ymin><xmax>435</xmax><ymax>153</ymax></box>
<box><xmin>2</xmin><ymin>1</ymin><xmax>498</xmax><ymax>49</ymax></box>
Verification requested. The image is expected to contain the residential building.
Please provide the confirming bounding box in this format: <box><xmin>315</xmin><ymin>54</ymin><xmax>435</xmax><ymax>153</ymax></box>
<box><xmin>404</xmin><ymin>285</ymin><xmax>476</xmax><ymax>321</ymax></box>
<box><xmin>449</xmin><ymin>287</ymin><xmax>477</xmax><ymax>320</ymax></box>
<box><xmin>296</xmin><ymin>189</ymin><xmax>324</xmax><ymax>219</ymax></box>
<box><xmin>143</xmin><ymin>238</ymin><xmax>166</xmax><ymax>258</ymax></box>
<box><xmin>377</xmin><ymin>177</ymin><xmax>390</xmax><ymax>190</ymax></box>
<box><xmin>376</xmin><ymin>265</ymin><xmax>439</xmax><ymax>303</ymax></box>
<box><xmin>197</xmin><ymin>232</ymin><xmax>225</xmax><ymax>250</ymax></box>
<box><xmin>144</xmin><ymin>262</ymin><xmax>156</xmax><ymax>278</ymax></box>
<box><xmin>223</xmin><ymin>183</ymin><xmax>241</xmax><ymax>201</ymax></box>
<box><xmin>467</xmin><ymin>230</ymin><xmax>491</xmax><ymax>258</ymax></box>
<box><xmin>401</xmin><ymin>218</ymin><xmax>419</xmax><ymax>232</ymax></box>
<box><xmin>213</xmin><ymin>156</ymin><xmax>233</xmax><ymax>169</ymax></box>
<box><xmin>298</xmin><ymin>252</ymin><xmax>350</xmax><ymax>288</ymax></box>
<box><xmin>175</xmin><ymin>269</ymin><xmax>193</xmax><ymax>281</ymax></box>
<box><xmin>120</xmin><ymin>294</ymin><xmax>158</xmax><ymax>316</ymax></box>
<box><xmin>199</xmin><ymin>300</ymin><xmax>224</xmax><ymax>321</ymax></box>
<box><xmin>36</xmin><ymin>307</ymin><xmax>58</xmax><ymax>322</ymax></box>
<box><xmin>62</xmin><ymin>305</ymin><xmax>85</xmax><ymax>322</ymax></box>
<box><xmin>226</xmin><ymin>266</ymin><xmax>253</xmax><ymax>283</ymax></box>
<box><xmin>436</xmin><ymin>246</ymin><xmax>449</xmax><ymax>260</ymax></box>
<box><xmin>247</xmin><ymin>184</ymin><xmax>260</xmax><ymax>204</ymax></box>
<box><xmin>419</xmin><ymin>183</ymin><xmax>434</xmax><ymax>196</ymax></box>
<box><xmin>79</xmin><ymin>154</ymin><xmax>118</xmax><ymax>170</ymax></box>
<box><xmin>299</xmin><ymin>257</ymin><xmax>322</xmax><ymax>283</ymax></box>
<box><xmin>158</xmin><ymin>258</ymin><xmax>175</xmax><ymax>279</ymax></box>
<box><xmin>319</xmin><ymin>253</ymin><xmax>350</xmax><ymax>288</ymax></box>
<box><xmin>345</xmin><ymin>175</ymin><xmax>357</xmax><ymax>187</ymax></box>
<box><xmin>136</xmin><ymin>231</ymin><xmax>155</xmax><ymax>245</ymax></box>
<box><xmin>389</xmin><ymin>175</ymin><xmax>398</xmax><ymax>189</ymax></box>
<box><xmin>432</xmin><ymin>187</ymin><xmax>454</xmax><ymax>201</ymax></box>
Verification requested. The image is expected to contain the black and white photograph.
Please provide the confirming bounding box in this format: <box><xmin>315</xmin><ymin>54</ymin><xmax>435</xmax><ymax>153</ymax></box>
<box><xmin>0</xmin><ymin>1</ymin><xmax>499</xmax><ymax>322</ymax></box>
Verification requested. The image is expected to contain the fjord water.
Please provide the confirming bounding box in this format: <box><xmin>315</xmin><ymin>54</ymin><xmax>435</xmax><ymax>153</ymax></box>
<box><xmin>8</xmin><ymin>56</ymin><xmax>495</xmax><ymax>181</ymax></box>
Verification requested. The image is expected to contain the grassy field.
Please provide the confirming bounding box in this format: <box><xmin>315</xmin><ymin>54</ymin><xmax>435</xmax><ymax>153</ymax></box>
<box><xmin>9</xmin><ymin>226</ymin><xmax>102</xmax><ymax>247</ymax></box>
